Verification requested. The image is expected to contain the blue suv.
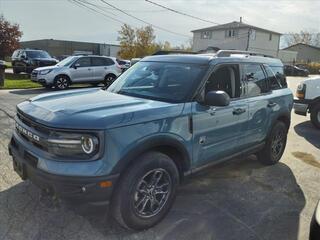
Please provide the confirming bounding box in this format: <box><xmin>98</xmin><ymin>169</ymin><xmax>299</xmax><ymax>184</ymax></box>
<box><xmin>9</xmin><ymin>51</ymin><xmax>293</xmax><ymax>230</ymax></box>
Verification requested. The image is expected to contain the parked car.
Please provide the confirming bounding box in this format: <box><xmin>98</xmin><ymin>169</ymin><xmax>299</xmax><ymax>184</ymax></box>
<box><xmin>116</xmin><ymin>59</ymin><xmax>130</xmax><ymax>72</ymax></box>
<box><xmin>9</xmin><ymin>50</ymin><xmax>293</xmax><ymax>230</ymax></box>
<box><xmin>11</xmin><ymin>49</ymin><xmax>58</xmax><ymax>74</ymax></box>
<box><xmin>130</xmin><ymin>58</ymin><xmax>141</xmax><ymax>66</ymax></box>
<box><xmin>31</xmin><ymin>55</ymin><xmax>122</xmax><ymax>89</ymax></box>
<box><xmin>284</xmin><ymin>65</ymin><xmax>309</xmax><ymax>77</ymax></box>
<box><xmin>310</xmin><ymin>201</ymin><xmax>320</xmax><ymax>240</ymax></box>
<box><xmin>294</xmin><ymin>77</ymin><xmax>320</xmax><ymax>128</ymax></box>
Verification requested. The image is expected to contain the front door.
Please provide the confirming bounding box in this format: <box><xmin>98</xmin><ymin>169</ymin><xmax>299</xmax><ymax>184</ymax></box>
<box><xmin>192</xmin><ymin>64</ymin><xmax>249</xmax><ymax>168</ymax></box>
<box><xmin>69</xmin><ymin>57</ymin><xmax>93</xmax><ymax>82</ymax></box>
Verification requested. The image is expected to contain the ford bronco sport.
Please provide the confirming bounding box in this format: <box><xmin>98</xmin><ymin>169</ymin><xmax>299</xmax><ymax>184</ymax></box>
<box><xmin>8</xmin><ymin>50</ymin><xmax>293</xmax><ymax>230</ymax></box>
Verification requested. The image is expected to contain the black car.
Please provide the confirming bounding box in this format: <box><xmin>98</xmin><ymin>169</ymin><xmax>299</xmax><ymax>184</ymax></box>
<box><xmin>12</xmin><ymin>49</ymin><xmax>58</xmax><ymax>74</ymax></box>
<box><xmin>284</xmin><ymin>65</ymin><xmax>309</xmax><ymax>77</ymax></box>
<box><xmin>310</xmin><ymin>201</ymin><xmax>320</xmax><ymax>240</ymax></box>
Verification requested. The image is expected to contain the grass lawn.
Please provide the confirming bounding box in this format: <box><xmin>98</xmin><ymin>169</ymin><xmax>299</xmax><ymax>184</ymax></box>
<box><xmin>5</xmin><ymin>62</ymin><xmax>12</xmax><ymax>68</ymax></box>
<box><xmin>1</xmin><ymin>79</ymin><xmax>41</xmax><ymax>89</ymax></box>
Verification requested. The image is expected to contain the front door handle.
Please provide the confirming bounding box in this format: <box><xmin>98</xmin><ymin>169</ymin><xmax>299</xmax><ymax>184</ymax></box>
<box><xmin>233</xmin><ymin>108</ymin><xmax>246</xmax><ymax>115</ymax></box>
<box><xmin>88</xmin><ymin>68</ymin><xmax>92</xmax><ymax>71</ymax></box>
<box><xmin>268</xmin><ymin>102</ymin><xmax>277</xmax><ymax>108</ymax></box>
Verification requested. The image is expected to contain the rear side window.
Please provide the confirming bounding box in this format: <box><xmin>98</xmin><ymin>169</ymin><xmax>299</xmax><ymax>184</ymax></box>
<box><xmin>242</xmin><ymin>64</ymin><xmax>269</xmax><ymax>97</ymax></box>
<box><xmin>264</xmin><ymin>65</ymin><xmax>281</xmax><ymax>90</ymax></box>
<box><xmin>270</xmin><ymin>66</ymin><xmax>287</xmax><ymax>88</ymax></box>
<box><xmin>92</xmin><ymin>57</ymin><xmax>107</xmax><ymax>66</ymax></box>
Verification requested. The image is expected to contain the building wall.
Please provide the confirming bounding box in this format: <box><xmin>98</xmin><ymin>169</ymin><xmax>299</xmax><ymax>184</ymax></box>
<box><xmin>192</xmin><ymin>28</ymin><xmax>248</xmax><ymax>52</ymax></box>
<box><xmin>192</xmin><ymin>28</ymin><xmax>280</xmax><ymax>57</ymax></box>
<box><xmin>20</xmin><ymin>39</ymin><xmax>119</xmax><ymax>58</ymax></box>
<box><xmin>278</xmin><ymin>50</ymin><xmax>297</xmax><ymax>64</ymax></box>
<box><xmin>248</xmin><ymin>31</ymin><xmax>280</xmax><ymax>57</ymax></box>
<box><xmin>284</xmin><ymin>44</ymin><xmax>320</xmax><ymax>63</ymax></box>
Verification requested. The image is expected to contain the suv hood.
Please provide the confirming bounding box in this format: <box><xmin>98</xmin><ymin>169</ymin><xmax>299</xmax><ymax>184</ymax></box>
<box><xmin>17</xmin><ymin>88</ymin><xmax>184</xmax><ymax>130</ymax></box>
<box><xmin>35</xmin><ymin>65</ymin><xmax>59</xmax><ymax>71</ymax></box>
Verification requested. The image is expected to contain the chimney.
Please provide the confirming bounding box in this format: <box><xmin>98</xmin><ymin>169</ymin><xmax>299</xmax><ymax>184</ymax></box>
<box><xmin>240</xmin><ymin>17</ymin><xmax>242</xmax><ymax>23</ymax></box>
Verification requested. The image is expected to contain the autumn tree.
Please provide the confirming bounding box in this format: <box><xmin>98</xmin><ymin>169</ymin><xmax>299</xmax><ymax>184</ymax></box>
<box><xmin>0</xmin><ymin>15</ymin><xmax>22</xmax><ymax>59</ymax></box>
<box><xmin>118</xmin><ymin>24</ymin><xmax>136</xmax><ymax>59</ymax></box>
<box><xmin>285</xmin><ymin>30</ymin><xmax>320</xmax><ymax>47</ymax></box>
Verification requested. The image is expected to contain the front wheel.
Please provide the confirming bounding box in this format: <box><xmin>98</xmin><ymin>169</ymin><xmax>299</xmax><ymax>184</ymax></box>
<box><xmin>257</xmin><ymin>121</ymin><xmax>287</xmax><ymax>165</ymax></box>
<box><xmin>54</xmin><ymin>75</ymin><xmax>70</xmax><ymax>90</ymax></box>
<box><xmin>111</xmin><ymin>151</ymin><xmax>179</xmax><ymax>230</ymax></box>
<box><xmin>310</xmin><ymin>103</ymin><xmax>320</xmax><ymax>129</ymax></box>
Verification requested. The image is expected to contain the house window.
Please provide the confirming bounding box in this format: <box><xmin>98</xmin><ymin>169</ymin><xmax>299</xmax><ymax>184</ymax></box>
<box><xmin>250</xmin><ymin>30</ymin><xmax>256</xmax><ymax>40</ymax></box>
<box><xmin>269</xmin><ymin>33</ymin><xmax>272</xmax><ymax>41</ymax></box>
<box><xmin>225</xmin><ymin>29</ymin><xmax>238</xmax><ymax>38</ymax></box>
<box><xmin>201</xmin><ymin>31</ymin><xmax>212</xmax><ymax>39</ymax></box>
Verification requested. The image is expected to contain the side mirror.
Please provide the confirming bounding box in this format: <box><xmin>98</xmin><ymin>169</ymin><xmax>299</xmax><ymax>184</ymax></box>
<box><xmin>73</xmin><ymin>63</ymin><xmax>80</xmax><ymax>69</ymax></box>
<box><xmin>204</xmin><ymin>91</ymin><xmax>230</xmax><ymax>106</ymax></box>
<box><xmin>21</xmin><ymin>55</ymin><xmax>26</xmax><ymax>60</ymax></box>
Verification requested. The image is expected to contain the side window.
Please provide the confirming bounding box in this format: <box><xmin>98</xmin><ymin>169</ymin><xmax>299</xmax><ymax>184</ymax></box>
<box><xmin>20</xmin><ymin>51</ymin><xmax>26</xmax><ymax>59</ymax></box>
<box><xmin>264</xmin><ymin>65</ymin><xmax>281</xmax><ymax>90</ymax></box>
<box><xmin>12</xmin><ymin>50</ymin><xmax>19</xmax><ymax>58</ymax></box>
<box><xmin>104</xmin><ymin>58</ymin><xmax>115</xmax><ymax>66</ymax></box>
<box><xmin>75</xmin><ymin>57</ymin><xmax>91</xmax><ymax>67</ymax></box>
<box><xmin>270</xmin><ymin>66</ymin><xmax>287</xmax><ymax>88</ymax></box>
<box><xmin>242</xmin><ymin>64</ymin><xmax>269</xmax><ymax>97</ymax></box>
<box><xmin>205</xmin><ymin>65</ymin><xmax>240</xmax><ymax>98</ymax></box>
<box><xmin>92</xmin><ymin>57</ymin><xmax>106</xmax><ymax>66</ymax></box>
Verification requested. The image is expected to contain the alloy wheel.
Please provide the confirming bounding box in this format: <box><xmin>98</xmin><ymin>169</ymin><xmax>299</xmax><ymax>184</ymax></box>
<box><xmin>133</xmin><ymin>168</ymin><xmax>172</xmax><ymax>218</ymax></box>
<box><xmin>271</xmin><ymin>129</ymin><xmax>285</xmax><ymax>159</ymax></box>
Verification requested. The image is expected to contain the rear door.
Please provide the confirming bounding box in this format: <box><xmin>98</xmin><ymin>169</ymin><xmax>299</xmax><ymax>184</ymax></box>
<box><xmin>239</xmin><ymin>63</ymin><xmax>273</xmax><ymax>148</ymax></box>
<box><xmin>69</xmin><ymin>57</ymin><xmax>93</xmax><ymax>82</ymax></box>
<box><xmin>192</xmin><ymin>64</ymin><xmax>249</xmax><ymax>168</ymax></box>
<box><xmin>91</xmin><ymin>57</ymin><xmax>108</xmax><ymax>81</ymax></box>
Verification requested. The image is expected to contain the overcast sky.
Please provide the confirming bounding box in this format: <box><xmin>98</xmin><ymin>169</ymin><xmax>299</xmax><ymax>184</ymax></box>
<box><xmin>1</xmin><ymin>0</ymin><xmax>319</xmax><ymax>48</ymax></box>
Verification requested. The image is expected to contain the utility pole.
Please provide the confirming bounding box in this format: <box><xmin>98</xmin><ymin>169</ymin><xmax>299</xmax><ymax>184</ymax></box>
<box><xmin>246</xmin><ymin>28</ymin><xmax>251</xmax><ymax>51</ymax></box>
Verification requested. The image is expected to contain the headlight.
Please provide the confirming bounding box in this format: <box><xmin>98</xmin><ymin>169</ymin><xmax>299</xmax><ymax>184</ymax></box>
<box><xmin>296</xmin><ymin>83</ymin><xmax>306</xmax><ymax>99</ymax></box>
<box><xmin>47</xmin><ymin>132</ymin><xmax>100</xmax><ymax>160</ymax></box>
<box><xmin>39</xmin><ymin>69</ymin><xmax>52</xmax><ymax>75</ymax></box>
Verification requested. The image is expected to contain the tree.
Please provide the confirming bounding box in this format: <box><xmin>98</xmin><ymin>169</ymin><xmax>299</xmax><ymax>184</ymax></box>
<box><xmin>0</xmin><ymin>15</ymin><xmax>22</xmax><ymax>59</ymax></box>
<box><xmin>284</xmin><ymin>30</ymin><xmax>320</xmax><ymax>47</ymax></box>
<box><xmin>118</xmin><ymin>24</ymin><xmax>136</xmax><ymax>59</ymax></box>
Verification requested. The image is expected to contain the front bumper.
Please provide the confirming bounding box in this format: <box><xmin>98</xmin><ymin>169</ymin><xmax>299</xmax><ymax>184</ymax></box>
<box><xmin>293</xmin><ymin>99</ymin><xmax>310</xmax><ymax>116</ymax></box>
<box><xmin>8</xmin><ymin>138</ymin><xmax>118</xmax><ymax>205</ymax></box>
<box><xmin>310</xmin><ymin>201</ymin><xmax>320</xmax><ymax>240</ymax></box>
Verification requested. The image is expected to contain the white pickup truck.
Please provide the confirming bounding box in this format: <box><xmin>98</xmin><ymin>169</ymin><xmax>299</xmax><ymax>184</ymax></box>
<box><xmin>294</xmin><ymin>77</ymin><xmax>320</xmax><ymax>128</ymax></box>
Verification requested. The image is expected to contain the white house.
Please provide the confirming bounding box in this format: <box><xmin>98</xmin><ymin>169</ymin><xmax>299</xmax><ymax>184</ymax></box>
<box><xmin>192</xmin><ymin>21</ymin><xmax>281</xmax><ymax>57</ymax></box>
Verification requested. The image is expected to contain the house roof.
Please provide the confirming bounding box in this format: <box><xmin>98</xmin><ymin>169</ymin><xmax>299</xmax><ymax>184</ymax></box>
<box><xmin>282</xmin><ymin>43</ymin><xmax>320</xmax><ymax>51</ymax></box>
<box><xmin>191</xmin><ymin>21</ymin><xmax>282</xmax><ymax>35</ymax></box>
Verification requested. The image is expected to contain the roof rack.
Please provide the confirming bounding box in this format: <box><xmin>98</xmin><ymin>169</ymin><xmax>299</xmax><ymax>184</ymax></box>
<box><xmin>216</xmin><ymin>50</ymin><xmax>273</xmax><ymax>58</ymax></box>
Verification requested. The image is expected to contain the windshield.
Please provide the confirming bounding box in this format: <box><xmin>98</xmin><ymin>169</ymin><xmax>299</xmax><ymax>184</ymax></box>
<box><xmin>56</xmin><ymin>56</ymin><xmax>78</xmax><ymax>66</ymax></box>
<box><xmin>26</xmin><ymin>50</ymin><xmax>51</xmax><ymax>59</ymax></box>
<box><xmin>108</xmin><ymin>61</ymin><xmax>207</xmax><ymax>102</ymax></box>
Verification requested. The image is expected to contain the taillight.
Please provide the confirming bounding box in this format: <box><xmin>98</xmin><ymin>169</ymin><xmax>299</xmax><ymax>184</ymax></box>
<box><xmin>296</xmin><ymin>83</ymin><xmax>306</xmax><ymax>99</ymax></box>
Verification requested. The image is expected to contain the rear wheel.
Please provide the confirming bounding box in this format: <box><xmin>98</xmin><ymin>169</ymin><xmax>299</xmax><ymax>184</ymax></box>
<box><xmin>111</xmin><ymin>151</ymin><xmax>179</xmax><ymax>230</ymax></box>
<box><xmin>310</xmin><ymin>103</ymin><xmax>320</xmax><ymax>129</ymax></box>
<box><xmin>257</xmin><ymin>121</ymin><xmax>287</xmax><ymax>165</ymax></box>
<box><xmin>54</xmin><ymin>75</ymin><xmax>70</xmax><ymax>90</ymax></box>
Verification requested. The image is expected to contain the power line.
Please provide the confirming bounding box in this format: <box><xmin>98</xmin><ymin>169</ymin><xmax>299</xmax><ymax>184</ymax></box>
<box><xmin>99</xmin><ymin>0</ymin><xmax>190</xmax><ymax>38</ymax></box>
<box><xmin>68</xmin><ymin>0</ymin><xmax>126</xmax><ymax>25</ymax></box>
<box><xmin>145</xmin><ymin>0</ymin><xmax>220</xmax><ymax>25</ymax></box>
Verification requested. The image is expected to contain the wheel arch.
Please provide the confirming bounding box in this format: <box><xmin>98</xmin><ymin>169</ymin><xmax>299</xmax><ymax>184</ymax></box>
<box><xmin>309</xmin><ymin>97</ymin><xmax>320</xmax><ymax>111</ymax></box>
<box><xmin>54</xmin><ymin>73</ymin><xmax>71</xmax><ymax>83</ymax></box>
<box><xmin>112</xmin><ymin>135</ymin><xmax>191</xmax><ymax>182</ymax></box>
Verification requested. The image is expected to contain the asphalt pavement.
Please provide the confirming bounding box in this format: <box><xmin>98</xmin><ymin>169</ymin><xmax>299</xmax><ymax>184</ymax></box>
<box><xmin>0</xmin><ymin>76</ymin><xmax>319</xmax><ymax>240</ymax></box>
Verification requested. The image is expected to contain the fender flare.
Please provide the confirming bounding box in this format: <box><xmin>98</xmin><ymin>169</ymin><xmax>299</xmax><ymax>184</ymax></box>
<box><xmin>111</xmin><ymin>134</ymin><xmax>192</xmax><ymax>176</ymax></box>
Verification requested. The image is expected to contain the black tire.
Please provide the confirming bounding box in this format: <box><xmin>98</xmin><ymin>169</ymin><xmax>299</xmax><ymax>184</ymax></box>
<box><xmin>257</xmin><ymin>121</ymin><xmax>287</xmax><ymax>165</ymax></box>
<box><xmin>104</xmin><ymin>74</ymin><xmax>116</xmax><ymax>88</ymax></box>
<box><xmin>43</xmin><ymin>84</ymin><xmax>53</xmax><ymax>89</ymax></box>
<box><xmin>13</xmin><ymin>67</ymin><xmax>20</xmax><ymax>74</ymax></box>
<box><xmin>111</xmin><ymin>151</ymin><xmax>179</xmax><ymax>230</ymax></box>
<box><xmin>310</xmin><ymin>103</ymin><xmax>320</xmax><ymax>129</ymax></box>
<box><xmin>54</xmin><ymin>75</ymin><xmax>70</xmax><ymax>90</ymax></box>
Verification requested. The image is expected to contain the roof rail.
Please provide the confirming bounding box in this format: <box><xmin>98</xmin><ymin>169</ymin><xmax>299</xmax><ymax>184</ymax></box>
<box><xmin>216</xmin><ymin>50</ymin><xmax>273</xmax><ymax>58</ymax></box>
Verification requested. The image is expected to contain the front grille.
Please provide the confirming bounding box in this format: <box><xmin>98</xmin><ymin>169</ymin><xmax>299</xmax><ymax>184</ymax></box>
<box><xmin>16</xmin><ymin>111</ymin><xmax>49</xmax><ymax>151</ymax></box>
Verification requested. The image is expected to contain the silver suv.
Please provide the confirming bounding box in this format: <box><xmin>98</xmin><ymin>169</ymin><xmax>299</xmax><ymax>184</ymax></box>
<box><xmin>31</xmin><ymin>55</ymin><xmax>122</xmax><ymax>89</ymax></box>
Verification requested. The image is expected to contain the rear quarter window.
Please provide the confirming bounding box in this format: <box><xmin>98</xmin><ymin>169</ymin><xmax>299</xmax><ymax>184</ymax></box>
<box><xmin>270</xmin><ymin>66</ymin><xmax>287</xmax><ymax>88</ymax></box>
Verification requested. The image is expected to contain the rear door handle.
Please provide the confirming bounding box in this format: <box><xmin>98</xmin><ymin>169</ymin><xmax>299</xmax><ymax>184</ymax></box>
<box><xmin>88</xmin><ymin>68</ymin><xmax>92</xmax><ymax>71</ymax></box>
<box><xmin>268</xmin><ymin>102</ymin><xmax>277</xmax><ymax>108</ymax></box>
<box><xmin>233</xmin><ymin>108</ymin><xmax>246</xmax><ymax>115</ymax></box>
